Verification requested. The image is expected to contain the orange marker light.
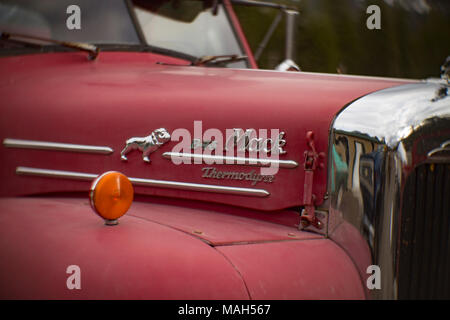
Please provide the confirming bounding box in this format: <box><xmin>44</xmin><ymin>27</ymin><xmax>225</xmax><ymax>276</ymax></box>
<box><xmin>89</xmin><ymin>171</ymin><xmax>134</xmax><ymax>225</ymax></box>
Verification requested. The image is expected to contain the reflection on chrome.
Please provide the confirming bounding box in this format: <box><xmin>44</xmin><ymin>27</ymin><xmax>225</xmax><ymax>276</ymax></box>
<box><xmin>333</xmin><ymin>83</ymin><xmax>450</xmax><ymax>147</ymax></box>
<box><xmin>329</xmin><ymin>82</ymin><xmax>450</xmax><ymax>299</ymax></box>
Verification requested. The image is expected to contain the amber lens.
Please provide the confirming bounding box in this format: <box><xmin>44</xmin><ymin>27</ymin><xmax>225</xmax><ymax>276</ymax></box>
<box><xmin>90</xmin><ymin>171</ymin><xmax>134</xmax><ymax>221</ymax></box>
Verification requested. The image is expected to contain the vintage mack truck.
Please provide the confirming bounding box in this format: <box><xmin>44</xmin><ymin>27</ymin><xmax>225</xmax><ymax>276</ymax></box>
<box><xmin>0</xmin><ymin>0</ymin><xmax>449</xmax><ymax>300</ymax></box>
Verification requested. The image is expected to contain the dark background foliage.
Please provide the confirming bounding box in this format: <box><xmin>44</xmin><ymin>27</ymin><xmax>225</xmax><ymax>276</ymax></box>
<box><xmin>234</xmin><ymin>0</ymin><xmax>450</xmax><ymax>79</ymax></box>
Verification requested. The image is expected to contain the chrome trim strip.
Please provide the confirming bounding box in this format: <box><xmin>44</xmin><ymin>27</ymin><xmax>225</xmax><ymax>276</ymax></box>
<box><xmin>3</xmin><ymin>138</ymin><xmax>113</xmax><ymax>154</ymax></box>
<box><xmin>162</xmin><ymin>152</ymin><xmax>298</xmax><ymax>169</ymax></box>
<box><xmin>15</xmin><ymin>167</ymin><xmax>270</xmax><ymax>197</ymax></box>
<box><xmin>129</xmin><ymin>177</ymin><xmax>269</xmax><ymax>197</ymax></box>
<box><xmin>16</xmin><ymin>167</ymin><xmax>97</xmax><ymax>181</ymax></box>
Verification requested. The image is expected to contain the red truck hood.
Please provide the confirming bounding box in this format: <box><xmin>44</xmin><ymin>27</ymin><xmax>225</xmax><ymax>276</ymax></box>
<box><xmin>0</xmin><ymin>51</ymin><xmax>411</xmax><ymax>211</ymax></box>
<box><xmin>0</xmin><ymin>197</ymin><xmax>365</xmax><ymax>299</ymax></box>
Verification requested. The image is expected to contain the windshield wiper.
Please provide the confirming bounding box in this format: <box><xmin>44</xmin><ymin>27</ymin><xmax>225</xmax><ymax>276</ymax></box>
<box><xmin>193</xmin><ymin>54</ymin><xmax>248</xmax><ymax>66</ymax></box>
<box><xmin>0</xmin><ymin>32</ymin><xmax>99</xmax><ymax>60</ymax></box>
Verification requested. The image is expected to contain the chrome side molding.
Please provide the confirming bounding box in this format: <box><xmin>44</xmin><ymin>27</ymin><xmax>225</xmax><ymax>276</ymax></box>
<box><xmin>162</xmin><ymin>152</ymin><xmax>298</xmax><ymax>169</ymax></box>
<box><xmin>16</xmin><ymin>166</ymin><xmax>96</xmax><ymax>181</ymax></box>
<box><xmin>15</xmin><ymin>167</ymin><xmax>270</xmax><ymax>197</ymax></box>
<box><xmin>3</xmin><ymin>138</ymin><xmax>113</xmax><ymax>154</ymax></box>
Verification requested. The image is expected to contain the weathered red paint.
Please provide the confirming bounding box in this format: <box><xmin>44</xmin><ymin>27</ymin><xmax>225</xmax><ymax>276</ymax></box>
<box><xmin>0</xmin><ymin>197</ymin><xmax>364</xmax><ymax>299</ymax></box>
<box><xmin>217</xmin><ymin>240</ymin><xmax>366</xmax><ymax>299</ymax></box>
<box><xmin>0</xmin><ymin>51</ymin><xmax>409</xmax><ymax>211</ymax></box>
<box><xmin>0</xmin><ymin>197</ymin><xmax>249</xmax><ymax>299</ymax></box>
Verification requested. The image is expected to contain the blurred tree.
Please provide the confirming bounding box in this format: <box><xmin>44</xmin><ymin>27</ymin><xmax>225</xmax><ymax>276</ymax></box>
<box><xmin>233</xmin><ymin>0</ymin><xmax>450</xmax><ymax>79</ymax></box>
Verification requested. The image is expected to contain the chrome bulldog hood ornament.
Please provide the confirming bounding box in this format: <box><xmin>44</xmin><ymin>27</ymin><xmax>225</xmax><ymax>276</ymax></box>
<box><xmin>120</xmin><ymin>128</ymin><xmax>171</xmax><ymax>163</ymax></box>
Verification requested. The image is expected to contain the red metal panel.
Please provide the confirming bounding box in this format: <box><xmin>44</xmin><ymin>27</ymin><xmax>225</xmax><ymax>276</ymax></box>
<box><xmin>327</xmin><ymin>216</ymin><xmax>373</xmax><ymax>297</ymax></box>
<box><xmin>217</xmin><ymin>239</ymin><xmax>366</xmax><ymax>299</ymax></box>
<box><xmin>0</xmin><ymin>197</ymin><xmax>249</xmax><ymax>299</ymax></box>
<box><xmin>127</xmin><ymin>198</ymin><xmax>321</xmax><ymax>245</ymax></box>
<box><xmin>0</xmin><ymin>52</ymin><xmax>412</xmax><ymax>211</ymax></box>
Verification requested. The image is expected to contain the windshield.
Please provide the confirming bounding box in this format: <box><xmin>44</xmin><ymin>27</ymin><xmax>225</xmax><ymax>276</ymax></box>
<box><xmin>0</xmin><ymin>0</ymin><xmax>140</xmax><ymax>44</ymax></box>
<box><xmin>132</xmin><ymin>0</ymin><xmax>246</xmax><ymax>67</ymax></box>
<box><xmin>0</xmin><ymin>0</ymin><xmax>248</xmax><ymax>68</ymax></box>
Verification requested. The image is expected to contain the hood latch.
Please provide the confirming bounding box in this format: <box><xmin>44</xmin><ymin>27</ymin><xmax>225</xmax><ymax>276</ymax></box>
<box><xmin>299</xmin><ymin>131</ymin><xmax>325</xmax><ymax>230</ymax></box>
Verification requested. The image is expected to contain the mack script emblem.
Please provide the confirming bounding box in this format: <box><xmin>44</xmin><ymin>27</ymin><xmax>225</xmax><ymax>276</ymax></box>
<box><xmin>121</xmin><ymin>128</ymin><xmax>171</xmax><ymax>163</ymax></box>
<box><xmin>191</xmin><ymin>128</ymin><xmax>287</xmax><ymax>155</ymax></box>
